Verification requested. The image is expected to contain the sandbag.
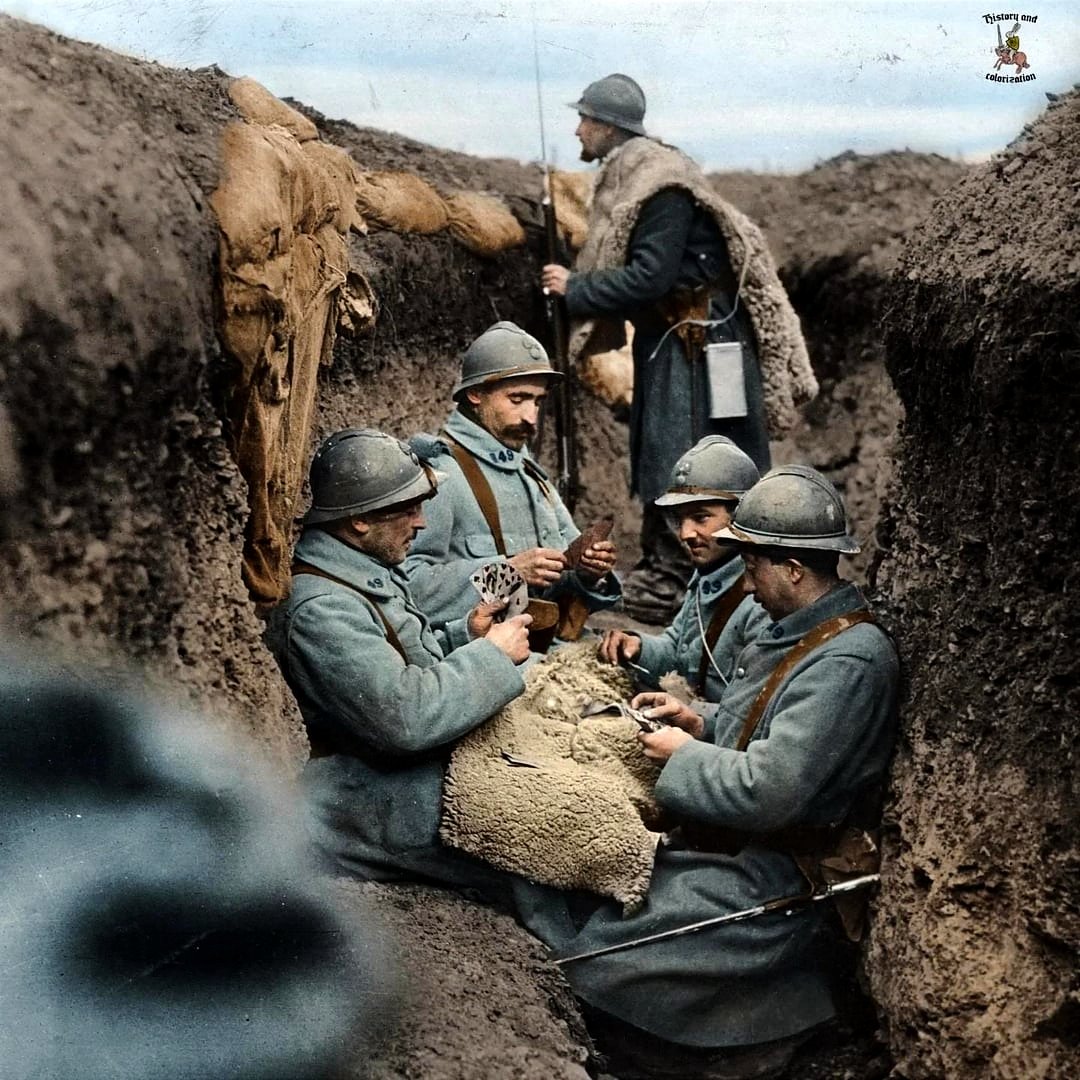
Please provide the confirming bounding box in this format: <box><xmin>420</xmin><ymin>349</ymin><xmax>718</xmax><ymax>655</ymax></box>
<box><xmin>228</xmin><ymin>76</ymin><xmax>319</xmax><ymax>142</ymax></box>
<box><xmin>444</xmin><ymin>191</ymin><xmax>526</xmax><ymax>255</ymax></box>
<box><xmin>355</xmin><ymin>171</ymin><xmax>449</xmax><ymax>234</ymax></box>
<box><xmin>300</xmin><ymin>141</ymin><xmax>367</xmax><ymax>234</ymax></box>
<box><xmin>441</xmin><ymin>644</ymin><xmax>662</xmax><ymax>912</ymax></box>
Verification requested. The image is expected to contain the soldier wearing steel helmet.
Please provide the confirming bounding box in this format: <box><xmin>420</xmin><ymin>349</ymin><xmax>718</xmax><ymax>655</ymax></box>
<box><xmin>265</xmin><ymin>428</ymin><xmax>532</xmax><ymax>890</ymax></box>
<box><xmin>542</xmin><ymin>74</ymin><xmax>814</xmax><ymax>626</ymax></box>
<box><xmin>405</xmin><ymin>321</ymin><xmax>620</xmax><ymax>645</ymax></box>
<box><xmin>512</xmin><ymin>466</ymin><xmax>897</xmax><ymax>1076</ymax></box>
<box><xmin>597</xmin><ymin>435</ymin><xmax>770</xmax><ymax>696</ymax></box>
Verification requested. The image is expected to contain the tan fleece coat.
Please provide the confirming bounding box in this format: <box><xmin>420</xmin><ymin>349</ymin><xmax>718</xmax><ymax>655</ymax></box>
<box><xmin>570</xmin><ymin>137</ymin><xmax>817</xmax><ymax>436</ymax></box>
<box><xmin>441</xmin><ymin>644</ymin><xmax>662</xmax><ymax>913</ymax></box>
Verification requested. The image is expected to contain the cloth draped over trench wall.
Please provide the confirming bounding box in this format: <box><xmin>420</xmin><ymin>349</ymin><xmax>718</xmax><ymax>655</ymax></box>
<box><xmin>209</xmin><ymin>79</ymin><xmax>531</xmax><ymax>604</ymax></box>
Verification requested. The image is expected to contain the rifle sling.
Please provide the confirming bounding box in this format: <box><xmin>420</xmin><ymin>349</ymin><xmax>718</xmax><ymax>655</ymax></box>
<box><xmin>735</xmin><ymin>610</ymin><xmax>879</xmax><ymax>752</ymax></box>
<box><xmin>291</xmin><ymin>561</ymin><xmax>408</xmax><ymax>664</ymax></box>
<box><xmin>696</xmin><ymin>572</ymin><xmax>747</xmax><ymax>690</ymax></box>
<box><xmin>446</xmin><ymin>439</ymin><xmax>508</xmax><ymax>555</ymax></box>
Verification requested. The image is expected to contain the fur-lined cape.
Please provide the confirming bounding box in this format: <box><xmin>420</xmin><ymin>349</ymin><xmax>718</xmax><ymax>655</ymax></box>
<box><xmin>570</xmin><ymin>137</ymin><xmax>818</xmax><ymax>436</ymax></box>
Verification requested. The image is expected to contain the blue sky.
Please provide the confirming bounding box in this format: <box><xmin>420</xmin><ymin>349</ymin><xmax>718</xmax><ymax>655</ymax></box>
<box><xmin>8</xmin><ymin>0</ymin><xmax>1080</xmax><ymax>171</ymax></box>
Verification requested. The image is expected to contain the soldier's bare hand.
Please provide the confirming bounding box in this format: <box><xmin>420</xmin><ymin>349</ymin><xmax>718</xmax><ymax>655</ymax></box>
<box><xmin>486</xmin><ymin>613</ymin><xmax>533</xmax><ymax>664</ymax></box>
<box><xmin>468</xmin><ymin>598</ymin><xmax>508</xmax><ymax>639</ymax></box>
<box><xmin>630</xmin><ymin>692</ymin><xmax>704</xmax><ymax>738</ymax></box>
<box><xmin>509</xmin><ymin>547</ymin><xmax>566</xmax><ymax>587</ymax></box>
<box><xmin>542</xmin><ymin>264</ymin><xmax>570</xmax><ymax>296</ymax></box>
<box><xmin>598</xmin><ymin>629</ymin><xmax>642</xmax><ymax>666</ymax></box>
<box><xmin>638</xmin><ymin>725</ymin><xmax>695</xmax><ymax>762</ymax></box>
<box><xmin>577</xmin><ymin>539</ymin><xmax>617</xmax><ymax>582</ymax></box>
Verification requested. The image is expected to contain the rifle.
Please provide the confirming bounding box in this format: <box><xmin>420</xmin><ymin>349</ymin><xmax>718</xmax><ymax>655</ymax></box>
<box><xmin>533</xmin><ymin>16</ymin><xmax>579</xmax><ymax>512</ymax></box>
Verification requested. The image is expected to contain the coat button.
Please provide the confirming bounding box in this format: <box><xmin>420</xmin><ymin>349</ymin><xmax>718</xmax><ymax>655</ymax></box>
<box><xmin>772</xmin><ymin>626</ymin><xmax>783</xmax><ymax>639</ymax></box>
<box><xmin>736</xmin><ymin>667</ymin><xmax>746</xmax><ymax>678</ymax></box>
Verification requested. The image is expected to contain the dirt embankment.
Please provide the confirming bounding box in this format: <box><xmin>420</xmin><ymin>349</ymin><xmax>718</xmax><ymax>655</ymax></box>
<box><xmin>0</xmin><ymin>16</ymin><xmax>308</xmax><ymax>764</ymax></box>
<box><xmin>867</xmin><ymin>89</ymin><xmax>1080</xmax><ymax>1079</ymax></box>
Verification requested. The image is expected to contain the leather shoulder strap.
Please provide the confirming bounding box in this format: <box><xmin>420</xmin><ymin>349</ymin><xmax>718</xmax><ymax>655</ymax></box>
<box><xmin>735</xmin><ymin>610</ymin><xmax>879</xmax><ymax>752</ymax></box>
<box><xmin>291</xmin><ymin>561</ymin><xmax>408</xmax><ymax>663</ymax></box>
<box><xmin>696</xmin><ymin>573</ymin><xmax>747</xmax><ymax>689</ymax></box>
<box><xmin>444</xmin><ymin>437</ymin><xmax>507</xmax><ymax>555</ymax></box>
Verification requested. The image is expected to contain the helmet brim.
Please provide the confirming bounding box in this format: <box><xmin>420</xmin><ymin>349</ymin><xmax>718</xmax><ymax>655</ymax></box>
<box><xmin>303</xmin><ymin>467</ymin><xmax>443</xmax><ymax>526</ymax></box>
<box><xmin>712</xmin><ymin>522</ymin><xmax>861</xmax><ymax>555</ymax></box>
<box><xmin>654</xmin><ymin>488</ymin><xmax>744</xmax><ymax>508</ymax></box>
<box><xmin>569</xmin><ymin>101</ymin><xmax>647</xmax><ymax>137</ymax></box>
<box><xmin>452</xmin><ymin>366</ymin><xmax>563</xmax><ymax>400</ymax></box>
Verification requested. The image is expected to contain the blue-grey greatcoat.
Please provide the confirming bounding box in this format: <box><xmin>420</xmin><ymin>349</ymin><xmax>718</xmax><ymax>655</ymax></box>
<box><xmin>513</xmin><ymin>581</ymin><xmax>898</xmax><ymax>1048</ymax></box>
<box><xmin>405</xmin><ymin>410</ymin><xmax>620</xmax><ymax>630</ymax></box>
<box><xmin>566</xmin><ymin>186</ymin><xmax>771</xmax><ymax>504</ymax></box>
<box><xmin>633</xmin><ymin>554</ymin><xmax>769</xmax><ymax>696</ymax></box>
<box><xmin>265</xmin><ymin>527</ymin><xmax>525</xmax><ymax>890</ymax></box>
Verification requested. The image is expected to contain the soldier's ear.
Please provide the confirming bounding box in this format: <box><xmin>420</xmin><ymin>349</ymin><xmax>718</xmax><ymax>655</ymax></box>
<box><xmin>348</xmin><ymin>516</ymin><xmax>371</xmax><ymax>538</ymax></box>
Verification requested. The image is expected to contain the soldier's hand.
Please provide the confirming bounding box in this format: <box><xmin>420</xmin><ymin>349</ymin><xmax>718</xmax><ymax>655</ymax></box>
<box><xmin>541</xmin><ymin>264</ymin><xmax>570</xmax><ymax>296</ymax></box>
<box><xmin>630</xmin><ymin>691</ymin><xmax>704</xmax><ymax>738</ymax></box>
<box><xmin>638</xmin><ymin>725</ymin><xmax>695</xmax><ymax>762</ymax></box>
<box><xmin>597</xmin><ymin>629</ymin><xmax>642</xmax><ymax>666</ymax></box>
<box><xmin>509</xmin><ymin>547</ymin><xmax>566</xmax><ymax>588</ymax></box>
<box><xmin>577</xmin><ymin>539</ymin><xmax>617</xmax><ymax>582</ymax></box>
<box><xmin>486</xmin><ymin>613</ymin><xmax>533</xmax><ymax>664</ymax></box>
<box><xmin>467</xmin><ymin>598</ymin><xmax>508</xmax><ymax>639</ymax></box>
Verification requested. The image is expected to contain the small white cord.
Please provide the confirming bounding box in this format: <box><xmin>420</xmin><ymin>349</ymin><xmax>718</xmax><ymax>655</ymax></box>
<box><xmin>695</xmin><ymin>585</ymin><xmax>731</xmax><ymax>688</ymax></box>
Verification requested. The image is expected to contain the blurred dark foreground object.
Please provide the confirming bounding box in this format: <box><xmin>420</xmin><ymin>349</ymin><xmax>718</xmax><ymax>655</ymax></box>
<box><xmin>0</xmin><ymin>657</ymin><xmax>399</xmax><ymax>1080</ymax></box>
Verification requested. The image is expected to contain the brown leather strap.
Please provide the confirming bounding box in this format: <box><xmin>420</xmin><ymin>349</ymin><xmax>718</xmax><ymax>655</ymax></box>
<box><xmin>735</xmin><ymin>610</ymin><xmax>879</xmax><ymax>751</ymax></box>
<box><xmin>291</xmin><ymin>561</ymin><xmax>408</xmax><ymax>663</ymax></box>
<box><xmin>445</xmin><ymin>439</ymin><xmax>507</xmax><ymax>555</ymax></box>
<box><xmin>696</xmin><ymin>572</ymin><xmax>747</xmax><ymax>690</ymax></box>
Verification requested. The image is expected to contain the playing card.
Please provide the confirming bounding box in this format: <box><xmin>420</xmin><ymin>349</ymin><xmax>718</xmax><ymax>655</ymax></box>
<box><xmin>564</xmin><ymin>515</ymin><xmax>615</xmax><ymax>569</ymax></box>
<box><xmin>470</xmin><ymin>562</ymin><xmax>529</xmax><ymax>620</ymax></box>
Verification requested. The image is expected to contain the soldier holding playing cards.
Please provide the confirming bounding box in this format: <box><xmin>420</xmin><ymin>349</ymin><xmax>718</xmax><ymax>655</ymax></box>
<box><xmin>265</xmin><ymin>429</ymin><xmax>532</xmax><ymax>890</ymax></box>
<box><xmin>597</xmin><ymin>436</ymin><xmax>769</xmax><ymax>698</ymax></box>
<box><xmin>405</xmin><ymin>322</ymin><xmax>621</xmax><ymax>649</ymax></box>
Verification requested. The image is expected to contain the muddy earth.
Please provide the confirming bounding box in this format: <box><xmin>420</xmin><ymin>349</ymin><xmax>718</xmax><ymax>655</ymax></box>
<box><xmin>0</xmin><ymin>14</ymin><xmax>1076</xmax><ymax>1080</ymax></box>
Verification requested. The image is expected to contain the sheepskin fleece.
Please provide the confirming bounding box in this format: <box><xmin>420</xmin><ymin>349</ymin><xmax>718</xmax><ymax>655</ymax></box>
<box><xmin>441</xmin><ymin>643</ymin><xmax>662</xmax><ymax>912</ymax></box>
<box><xmin>570</xmin><ymin>137</ymin><xmax>818</xmax><ymax>436</ymax></box>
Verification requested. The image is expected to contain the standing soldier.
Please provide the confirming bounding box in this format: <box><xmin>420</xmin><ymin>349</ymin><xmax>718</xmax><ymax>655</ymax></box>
<box><xmin>542</xmin><ymin>74</ymin><xmax>815</xmax><ymax>623</ymax></box>
<box><xmin>405</xmin><ymin>321</ymin><xmax>620</xmax><ymax>648</ymax></box>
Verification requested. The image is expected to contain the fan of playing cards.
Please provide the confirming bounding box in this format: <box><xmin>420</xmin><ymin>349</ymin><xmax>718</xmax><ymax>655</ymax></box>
<box><xmin>470</xmin><ymin>562</ymin><xmax>530</xmax><ymax>621</ymax></box>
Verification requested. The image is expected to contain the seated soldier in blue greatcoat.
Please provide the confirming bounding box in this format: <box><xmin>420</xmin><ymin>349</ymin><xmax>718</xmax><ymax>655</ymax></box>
<box><xmin>265</xmin><ymin>429</ymin><xmax>532</xmax><ymax>892</ymax></box>
<box><xmin>597</xmin><ymin>435</ymin><xmax>770</xmax><ymax>698</ymax></box>
<box><xmin>512</xmin><ymin>466</ymin><xmax>899</xmax><ymax>1079</ymax></box>
<box><xmin>404</xmin><ymin>322</ymin><xmax>620</xmax><ymax>648</ymax></box>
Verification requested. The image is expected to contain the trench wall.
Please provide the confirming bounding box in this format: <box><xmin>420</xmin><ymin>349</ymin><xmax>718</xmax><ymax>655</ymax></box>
<box><xmin>866</xmin><ymin>90</ymin><xmax>1080</xmax><ymax>1079</ymax></box>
